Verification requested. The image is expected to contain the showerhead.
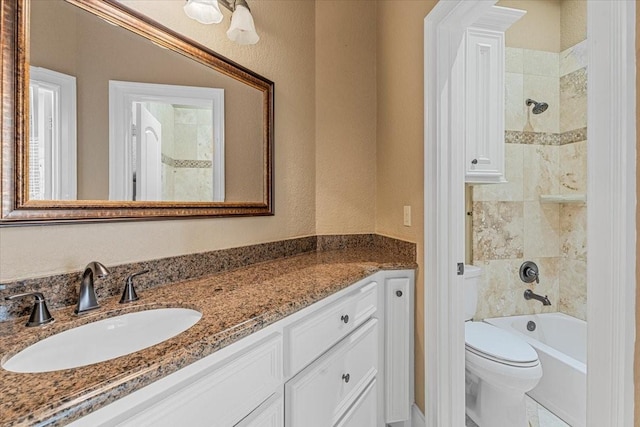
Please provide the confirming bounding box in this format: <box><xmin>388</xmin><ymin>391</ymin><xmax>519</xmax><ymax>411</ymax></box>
<box><xmin>526</xmin><ymin>98</ymin><xmax>549</xmax><ymax>114</ymax></box>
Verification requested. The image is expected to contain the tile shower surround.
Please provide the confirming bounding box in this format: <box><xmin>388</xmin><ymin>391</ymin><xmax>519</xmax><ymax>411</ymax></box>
<box><xmin>0</xmin><ymin>234</ymin><xmax>416</xmax><ymax>322</ymax></box>
<box><xmin>471</xmin><ymin>42</ymin><xmax>587</xmax><ymax>321</ymax></box>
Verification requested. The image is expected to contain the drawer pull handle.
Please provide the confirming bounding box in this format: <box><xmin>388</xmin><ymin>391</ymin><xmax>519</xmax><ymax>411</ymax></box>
<box><xmin>341</xmin><ymin>314</ymin><xmax>349</xmax><ymax>324</ymax></box>
<box><xmin>342</xmin><ymin>373</ymin><xmax>350</xmax><ymax>383</ymax></box>
<box><xmin>471</xmin><ymin>158</ymin><xmax>478</xmax><ymax>165</ymax></box>
<box><xmin>396</xmin><ymin>290</ymin><xmax>403</xmax><ymax>297</ymax></box>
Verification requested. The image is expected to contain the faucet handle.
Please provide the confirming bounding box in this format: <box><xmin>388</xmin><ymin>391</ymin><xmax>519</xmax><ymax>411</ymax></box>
<box><xmin>5</xmin><ymin>292</ymin><xmax>54</xmax><ymax>327</ymax></box>
<box><xmin>519</xmin><ymin>261</ymin><xmax>540</xmax><ymax>284</ymax></box>
<box><xmin>120</xmin><ymin>270</ymin><xmax>149</xmax><ymax>304</ymax></box>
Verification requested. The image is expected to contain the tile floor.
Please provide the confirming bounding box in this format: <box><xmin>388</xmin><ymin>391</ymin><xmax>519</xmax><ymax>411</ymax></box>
<box><xmin>465</xmin><ymin>396</ymin><xmax>571</xmax><ymax>427</ymax></box>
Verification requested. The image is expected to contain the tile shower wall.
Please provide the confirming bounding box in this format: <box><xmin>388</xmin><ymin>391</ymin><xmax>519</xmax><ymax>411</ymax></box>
<box><xmin>471</xmin><ymin>42</ymin><xmax>587</xmax><ymax>321</ymax></box>
<box><xmin>147</xmin><ymin>104</ymin><xmax>215</xmax><ymax>202</ymax></box>
<box><xmin>558</xmin><ymin>40</ymin><xmax>587</xmax><ymax>320</ymax></box>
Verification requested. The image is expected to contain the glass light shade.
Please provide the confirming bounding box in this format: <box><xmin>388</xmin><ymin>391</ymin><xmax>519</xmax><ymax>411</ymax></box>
<box><xmin>226</xmin><ymin>5</ymin><xmax>259</xmax><ymax>45</ymax></box>
<box><xmin>184</xmin><ymin>0</ymin><xmax>223</xmax><ymax>25</ymax></box>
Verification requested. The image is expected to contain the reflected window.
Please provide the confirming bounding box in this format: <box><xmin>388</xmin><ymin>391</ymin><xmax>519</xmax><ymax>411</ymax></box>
<box><xmin>28</xmin><ymin>67</ymin><xmax>77</xmax><ymax>200</ymax></box>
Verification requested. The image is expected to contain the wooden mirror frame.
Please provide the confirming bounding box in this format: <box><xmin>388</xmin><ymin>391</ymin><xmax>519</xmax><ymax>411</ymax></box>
<box><xmin>0</xmin><ymin>0</ymin><xmax>274</xmax><ymax>225</ymax></box>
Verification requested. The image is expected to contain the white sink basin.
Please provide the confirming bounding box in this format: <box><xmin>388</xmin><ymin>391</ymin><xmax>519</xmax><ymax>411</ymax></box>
<box><xmin>2</xmin><ymin>308</ymin><xmax>202</xmax><ymax>373</ymax></box>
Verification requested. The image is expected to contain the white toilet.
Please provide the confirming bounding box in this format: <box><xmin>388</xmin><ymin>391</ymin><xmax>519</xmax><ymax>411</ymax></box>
<box><xmin>464</xmin><ymin>265</ymin><xmax>542</xmax><ymax>427</ymax></box>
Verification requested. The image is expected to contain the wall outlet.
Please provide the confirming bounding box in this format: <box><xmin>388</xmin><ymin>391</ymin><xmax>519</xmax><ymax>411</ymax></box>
<box><xmin>403</xmin><ymin>205</ymin><xmax>411</xmax><ymax>227</ymax></box>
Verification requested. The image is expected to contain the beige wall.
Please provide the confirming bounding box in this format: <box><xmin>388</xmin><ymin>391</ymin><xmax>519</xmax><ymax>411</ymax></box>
<box><xmin>498</xmin><ymin>0</ymin><xmax>561</xmax><ymax>52</ymax></box>
<box><xmin>376</xmin><ymin>0</ymin><xmax>438</xmax><ymax>413</ymax></box>
<box><xmin>634</xmin><ymin>2</ymin><xmax>640</xmax><ymax>427</ymax></box>
<box><xmin>560</xmin><ymin>0</ymin><xmax>587</xmax><ymax>51</ymax></box>
<box><xmin>315</xmin><ymin>1</ymin><xmax>377</xmax><ymax>235</ymax></box>
<box><xmin>0</xmin><ymin>0</ymin><xmax>317</xmax><ymax>281</ymax></box>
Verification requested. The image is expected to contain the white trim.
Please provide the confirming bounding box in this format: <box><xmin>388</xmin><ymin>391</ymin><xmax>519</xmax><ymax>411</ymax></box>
<box><xmin>424</xmin><ymin>1</ymin><xmax>637</xmax><ymax>427</ymax></box>
<box><xmin>586</xmin><ymin>1</ymin><xmax>636</xmax><ymax>426</ymax></box>
<box><xmin>108</xmin><ymin>81</ymin><xmax>225</xmax><ymax>202</ymax></box>
<box><xmin>411</xmin><ymin>404</ymin><xmax>425</xmax><ymax>427</ymax></box>
<box><xmin>423</xmin><ymin>2</ymin><xmax>521</xmax><ymax>426</ymax></box>
<box><xmin>29</xmin><ymin>66</ymin><xmax>77</xmax><ymax>200</ymax></box>
<box><xmin>424</xmin><ymin>2</ymin><xmax>486</xmax><ymax>425</ymax></box>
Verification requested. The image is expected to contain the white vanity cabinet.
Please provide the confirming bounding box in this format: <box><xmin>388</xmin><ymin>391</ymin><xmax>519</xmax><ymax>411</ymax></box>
<box><xmin>69</xmin><ymin>270</ymin><xmax>414</xmax><ymax>427</ymax></box>
<box><xmin>284</xmin><ymin>281</ymin><xmax>378</xmax><ymax>376</ymax></box>
<box><xmin>384</xmin><ymin>275</ymin><xmax>414</xmax><ymax>423</ymax></box>
<box><xmin>285</xmin><ymin>319</ymin><xmax>379</xmax><ymax>427</ymax></box>
<box><xmin>69</xmin><ymin>332</ymin><xmax>284</xmax><ymax>427</ymax></box>
<box><xmin>235</xmin><ymin>393</ymin><xmax>284</xmax><ymax>427</ymax></box>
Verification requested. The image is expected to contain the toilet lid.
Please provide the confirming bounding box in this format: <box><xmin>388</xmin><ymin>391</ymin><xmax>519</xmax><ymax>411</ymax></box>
<box><xmin>465</xmin><ymin>322</ymin><xmax>539</xmax><ymax>366</ymax></box>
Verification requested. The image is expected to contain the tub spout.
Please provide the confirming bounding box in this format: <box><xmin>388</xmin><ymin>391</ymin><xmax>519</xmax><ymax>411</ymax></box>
<box><xmin>524</xmin><ymin>289</ymin><xmax>551</xmax><ymax>306</ymax></box>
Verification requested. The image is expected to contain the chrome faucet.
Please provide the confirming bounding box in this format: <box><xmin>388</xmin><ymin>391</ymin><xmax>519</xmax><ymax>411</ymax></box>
<box><xmin>75</xmin><ymin>261</ymin><xmax>110</xmax><ymax>314</ymax></box>
<box><xmin>524</xmin><ymin>289</ymin><xmax>551</xmax><ymax>306</ymax></box>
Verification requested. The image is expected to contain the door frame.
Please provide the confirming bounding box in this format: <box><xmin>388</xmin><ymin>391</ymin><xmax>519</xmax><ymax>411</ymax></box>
<box><xmin>423</xmin><ymin>1</ymin><xmax>636</xmax><ymax>426</ymax></box>
<box><xmin>108</xmin><ymin>80</ymin><xmax>225</xmax><ymax>202</ymax></box>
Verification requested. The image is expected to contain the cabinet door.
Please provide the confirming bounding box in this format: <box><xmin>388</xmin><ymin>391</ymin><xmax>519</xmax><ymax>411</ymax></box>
<box><xmin>465</xmin><ymin>27</ymin><xmax>506</xmax><ymax>183</ymax></box>
<box><xmin>285</xmin><ymin>319</ymin><xmax>378</xmax><ymax>427</ymax></box>
<box><xmin>385</xmin><ymin>275</ymin><xmax>413</xmax><ymax>423</ymax></box>
<box><xmin>117</xmin><ymin>334</ymin><xmax>282</xmax><ymax>427</ymax></box>
<box><xmin>334</xmin><ymin>379</ymin><xmax>377</xmax><ymax>427</ymax></box>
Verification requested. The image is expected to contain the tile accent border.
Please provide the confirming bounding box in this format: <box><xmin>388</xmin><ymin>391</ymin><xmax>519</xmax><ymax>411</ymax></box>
<box><xmin>161</xmin><ymin>153</ymin><xmax>212</xmax><ymax>169</ymax></box>
<box><xmin>560</xmin><ymin>127</ymin><xmax>588</xmax><ymax>145</ymax></box>
<box><xmin>505</xmin><ymin>126</ymin><xmax>587</xmax><ymax>146</ymax></box>
<box><xmin>0</xmin><ymin>234</ymin><xmax>416</xmax><ymax>322</ymax></box>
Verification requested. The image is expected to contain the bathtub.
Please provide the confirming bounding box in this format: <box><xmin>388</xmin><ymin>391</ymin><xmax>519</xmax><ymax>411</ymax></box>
<box><xmin>485</xmin><ymin>312</ymin><xmax>586</xmax><ymax>427</ymax></box>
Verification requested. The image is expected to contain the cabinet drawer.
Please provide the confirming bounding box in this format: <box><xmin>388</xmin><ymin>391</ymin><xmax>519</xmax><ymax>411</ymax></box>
<box><xmin>334</xmin><ymin>379</ymin><xmax>377</xmax><ymax>427</ymax></box>
<box><xmin>285</xmin><ymin>281</ymin><xmax>377</xmax><ymax>375</ymax></box>
<box><xmin>118</xmin><ymin>334</ymin><xmax>282</xmax><ymax>427</ymax></box>
<box><xmin>285</xmin><ymin>319</ymin><xmax>378</xmax><ymax>427</ymax></box>
<box><xmin>236</xmin><ymin>392</ymin><xmax>283</xmax><ymax>427</ymax></box>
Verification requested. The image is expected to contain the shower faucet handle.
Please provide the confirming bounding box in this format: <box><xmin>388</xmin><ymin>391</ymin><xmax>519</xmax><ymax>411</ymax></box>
<box><xmin>519</xmin><ymin>261</ymin><xmax>539</xmax><ymax>284</ymax></box>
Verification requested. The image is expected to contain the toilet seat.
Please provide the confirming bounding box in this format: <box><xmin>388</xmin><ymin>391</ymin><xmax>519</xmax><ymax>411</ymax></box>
<box><xmin>465</xmin><ymin>322</ymin><xmax>539</xmax><ymax>368</ymax></box>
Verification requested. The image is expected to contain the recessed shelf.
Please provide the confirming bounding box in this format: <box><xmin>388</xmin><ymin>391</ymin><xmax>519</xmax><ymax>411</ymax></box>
<box><xmin>539</xmin><ymin>194</ymin><xmax>586</xmax><ymax>204</ymax></box>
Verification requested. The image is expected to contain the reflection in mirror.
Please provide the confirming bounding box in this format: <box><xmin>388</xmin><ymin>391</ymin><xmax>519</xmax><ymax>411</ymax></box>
<box><xmin>28</xmin><ymin>0</ymin><xmax>266</xmax><ymax>202</ymax></box>
<box><xmin>29</xmin><ymin>66</ymin><xmax>77</xmax><ymax>200</ymax></box>
<box><xmin>108</xmin><ymin>81</ymin><xmax>225</xmax><ymax>202</ymax></box>
<box><xmin>1</xmin><ymin>0</ymin><xmax>274</xmax><ymax>224</ymax></box>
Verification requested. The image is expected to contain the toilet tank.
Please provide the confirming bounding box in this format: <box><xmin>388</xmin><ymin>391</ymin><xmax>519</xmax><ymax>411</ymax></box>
<box><xmin>464</xmin><ymin>265</ymin><xmax>482</xmax><ymax>321</ymax></box>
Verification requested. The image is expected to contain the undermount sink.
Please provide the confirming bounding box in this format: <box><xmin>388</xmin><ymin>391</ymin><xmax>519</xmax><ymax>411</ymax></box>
<box><xmin>2</xmin><ymin>308</ymin><xmax>202</xmax><ymax>373</ymax></box>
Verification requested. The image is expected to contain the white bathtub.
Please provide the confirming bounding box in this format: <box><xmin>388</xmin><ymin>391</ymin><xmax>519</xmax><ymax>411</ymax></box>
<box><xmin>485</xmin><ymin>313</ymin><xmax>586</xmax><ymax>427</ymax></box>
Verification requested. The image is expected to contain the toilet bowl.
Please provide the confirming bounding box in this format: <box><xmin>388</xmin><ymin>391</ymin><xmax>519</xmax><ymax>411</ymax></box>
<box><xmin>464</xmin><ymin>265</ymin><xmax>542</xmax><ymax>427</ymax></box>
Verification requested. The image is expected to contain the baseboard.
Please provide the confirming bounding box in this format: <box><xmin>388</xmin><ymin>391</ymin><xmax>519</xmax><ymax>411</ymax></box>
<box><xmin>412</xmin><ymin>403</ymin><xmax>425</xmax><ymax>427</ymax></box>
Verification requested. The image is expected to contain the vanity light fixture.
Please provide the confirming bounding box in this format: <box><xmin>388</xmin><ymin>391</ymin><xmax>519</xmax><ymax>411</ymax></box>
<box><xmin>184</xmin><ymin>0</ymin><xmax>260</xmax><ymax>45</ymax></box>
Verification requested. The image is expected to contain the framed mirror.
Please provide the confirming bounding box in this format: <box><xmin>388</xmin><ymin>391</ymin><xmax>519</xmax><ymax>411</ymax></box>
<box><xmin>0</xmin><ymin>0</ymin><xmax>274</xmax><ymax>225</ymax></box>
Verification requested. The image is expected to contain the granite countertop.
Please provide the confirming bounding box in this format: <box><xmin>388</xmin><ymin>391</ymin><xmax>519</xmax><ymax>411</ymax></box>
<box><xmin>0</xmin><ymin>247</ymin><xmax>416</xmax><ymax>427</ymax></box>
